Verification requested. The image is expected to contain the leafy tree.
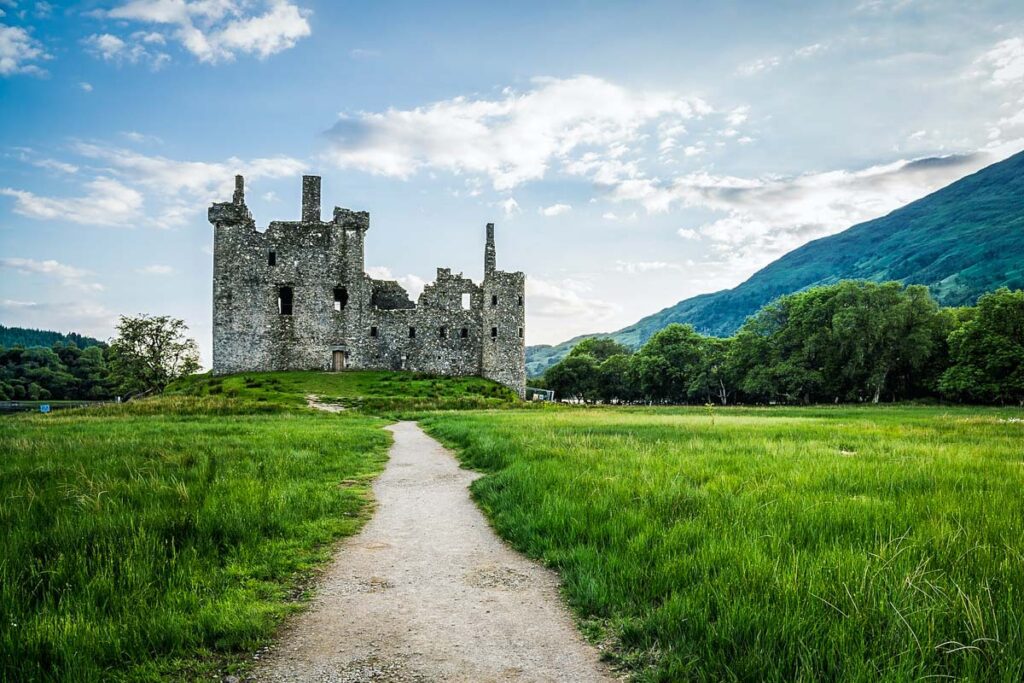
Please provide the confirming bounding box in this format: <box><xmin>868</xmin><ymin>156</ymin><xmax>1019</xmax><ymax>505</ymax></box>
<box><xmin>689</xmin><ymin>336</ymin><xmax>735</xmax><ymax>405</ymax></box>
<box><xmin>940</xmin><ymin>288</ymin><xmax>1024</xmax><ymax>404</ymax></box>
<box><xmin>543</xmin><ymin>353</ymin><xmax>600</xmax><ymax>402</ymax></box>
<box><xmin>729</xmin><ymin>281</ymin><xmax>948</xmax><ymax>403</ymax></box>
<box><xmin>632</xmin><ymin>324</ymin><xmax>705</xmax><ymax>403</ymax></box>
<box><xmin>596</xmin><ymin>353</ymin><xmax>636</xmax><ymax>403</ymax></box>
<box><xmin>109</xmin><ymin>315</ymin><xmax>201</xmax><ymax>397</ymax></box>
<box><xmin>569</xmin><ymin>337</ymin><xmax>632</xmax><ymax>362</ymax></box>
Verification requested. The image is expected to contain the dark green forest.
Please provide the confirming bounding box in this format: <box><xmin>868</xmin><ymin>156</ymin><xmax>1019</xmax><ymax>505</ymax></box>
<box><xmin>0</xmin><ymin>324</ymin><xmax>105</xmax><ymax>350</ymax></box>
<box><xmin>539</xmin><ymin>282</ymin><xmax>1024</xmax><ymax>405</ymax></box>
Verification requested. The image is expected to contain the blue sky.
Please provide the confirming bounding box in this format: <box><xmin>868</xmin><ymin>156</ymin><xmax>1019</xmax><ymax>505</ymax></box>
<box><xmin>1</xmin><ymin>0</ymin><xmax>1023</xmax><ymax>365</ymax></box>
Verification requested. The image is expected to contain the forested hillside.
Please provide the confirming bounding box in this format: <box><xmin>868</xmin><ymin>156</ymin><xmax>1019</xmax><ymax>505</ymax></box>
<box><xmin>0</xmin><ymin>324</ymin><xmax>105</xmax><ymax>349</ymax></box>
<box><xmin>528</xmin><ymin>150</ymin><xmax>1024</xmax><ymax>376</ymax></box>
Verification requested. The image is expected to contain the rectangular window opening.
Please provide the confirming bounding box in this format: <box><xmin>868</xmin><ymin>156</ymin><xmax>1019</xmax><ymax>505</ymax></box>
<box><xmin>461</xmin><ymin>293</ymin><xmax>471</xmax><ymax>310</ymax></box>
<box><xmin>278</xmin><ymin>286</ymin><xmax>293</xmax><ymax>315</ymax></box>
<box><xmin>460</xmin><ymin>327</ymin><xmax>468</xmax><ymax>339</ymax></box>
<box><xmin>268</xmin><ymin>251</ymin><xmax>276</xmax><ymax>266</ymax></box>
<box><xmin>370</xmin><ymin>326</ymin><xmax>378</xmax><ymax>337</ymax></box>
<box><xmin>409</xmin><ymin>327</ymin><xmax>416</xmax><ymax>338</ymax></box>
<box><xmin>491</xmin><ymin>294</ymin><xmax>498</xmax><ymax>306</ymax></box>
<box><xmin>518</xmin><ymin>327</ymin><xmax>523</xmax><ymax>338</ymax></box>
<box><xmin>439</xmin><ymin>326</ymin><xmax>447</xmax><ymax>338</ymax></box>
<box><xmin>518</xmin><ymin>295</ymin><xmax>523</xmax><ymax>306</ymax></box>
<box><xmin>333</xmin><ymin>286</ymin><xmax>349</xmax><ymax>312</ymax></box>
<box><xmin>491</xmin><ymin>326</ymin><xmax>498</xmax><ymax>338</ymax></box>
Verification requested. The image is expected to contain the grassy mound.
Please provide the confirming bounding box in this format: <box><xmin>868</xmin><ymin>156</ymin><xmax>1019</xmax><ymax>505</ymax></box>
<box><xmin>421</xmin><ymin>405</ymin><xmax>1024</xmax><ymax>681</ymax></box>
<box><xmin>166</xmin><ymin>370</ymin><xmax>519</xmax><ymax>413</ymax></box>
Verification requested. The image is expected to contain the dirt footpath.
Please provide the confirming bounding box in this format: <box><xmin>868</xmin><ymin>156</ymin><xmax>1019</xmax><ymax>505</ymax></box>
<box><xmin>252</xmin><ymin>421</ymin><xmax>615</xmax><ymax>682</ymax></box>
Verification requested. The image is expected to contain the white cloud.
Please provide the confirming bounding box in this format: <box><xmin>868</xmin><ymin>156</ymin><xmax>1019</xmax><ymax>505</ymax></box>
<box><xmin>1</xmin><ymin>178</ymin><xmax>143</xmax><ymax>226</ymax></box>
<box><xmin>794</xmin><ymin>42</ymin><xmax>827</xmax><ymax>59</ymax></box>
<box><xmin>0</xmin><ymin>299</ymin><xmax>116</xmax><ymax>340</ymax></box>
<box><xmin>84</xmin><ymin>32</ymin><xmax>126</xmax><ymax>60</ymax></box>
<box><xmin>33</xmin><ymin>158</ymin><xmax>78</xmax><ymax>174</ymax></box>
<box><xmin>137</xmin><ymin>264</ymin><xmax>174</xmax><ymax>275</ymax></box>
<box><xmin>539</xmin><ymin>202</ymin><xmax>571</xmax><ymax>217</ymax></box>
<box><xmin>737</xmin><ymin>56</ymin><xmax>780</xmax><ymax>77</ymax></box>
<box><xmin>527</xmin><ymin>276</ymin><xmax>619</xmax><ymax>325</ymax></box>
<box><xmin>606</xmin><ymin>151</ymin><xmax>1017</xmax><ymax>270</ymax></box>
<box><xmin>100</xmin><ymin>0</ymin><xmax>312</xmax><ymax>64</ymax></box>
<box><xmin>976</xmin><ymin>37</ymin><xmax>1024</xmax><ymax>86</ymax></box>
<box><xmin>83</xmin><ymin>31</ymin><xmax>170</xmax><ymax>68</ymax></box>
<box><xmin>68</xmin><ymin>142</ymin><xmax>305</xmax><ymax>226</ymax></box>
<box><xmin>0</xmin><ymin>23</ymin><xmax>51</xmax><ymax>76</ymax></box>
<box><xmin>79</xmin><ymin>81</ymin><xmax>93</xmax><ymax>92</ymax></box>
<box><xmin>738</xmin><ymin>43</ymin><xmax>827</xmax><ymax>78</ymax></box>
<box><xmin>323</xmin><ymin>75</ymin><xmax>713</xmax><ymax>190</ymax></box>
<box><xmin>498</xmin><ymin>197</ymin><xmax>520</xmax><ymax>217</ymax></box>
<box><xmin>677</xmin><ymin>228</ymin><xmax>699</xmax><ymax>239</ymax></box>
<box><xmin>613</xmin><ymin>260</ymin><xmax>685</xmax><ymax>274</ymax></box>
<box><xmin>365</xmin><ymin>266</ymin><xmax>427</xmax><ymax>301</ymax></box>
<box><xmin>725</xmin><ymin>106</ymin><xmax>749</xmax><ymax>126</ymax></box>
<box><xmin>0</xmin><ymin>257</ymin><xmax>104</xmax><ymax>291</ymax></box>
<box><xmin>683</xmin><ymin>143</ymin><xmax>705</xmax><ymax>157</ymax></box>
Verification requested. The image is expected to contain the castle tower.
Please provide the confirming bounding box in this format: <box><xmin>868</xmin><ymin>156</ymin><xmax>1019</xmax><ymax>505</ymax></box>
<box><xmin>480</xmin><ymin>222</ymin><xmax>526</xmax><ymax>397</ymax></box>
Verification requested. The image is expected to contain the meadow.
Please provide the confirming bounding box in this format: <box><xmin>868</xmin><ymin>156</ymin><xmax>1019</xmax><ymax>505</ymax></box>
<box><xmin>420</xmin><ymin>405</ymin><xmax>1024</xmax><ymax>681</ymax></box>
<box><xmin>4</xmin><ymin>372</ymin><xmax>1024</xmax><ymax>681</ymax></box>
<box><xmin>0</xmin><ymin>395</ymin><xmax>390</xmax><ymax>681</ymax></box>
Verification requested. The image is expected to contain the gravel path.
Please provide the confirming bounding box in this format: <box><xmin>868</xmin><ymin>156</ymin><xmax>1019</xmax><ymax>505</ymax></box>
<box><xmin>252</xmin><ymin>421</ymin><xmax>615</xmax><ymax>682</ymax></box>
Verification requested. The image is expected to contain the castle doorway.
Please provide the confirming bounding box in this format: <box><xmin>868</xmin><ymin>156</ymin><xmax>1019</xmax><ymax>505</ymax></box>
<box><xmin>332</xmin><ymin>350</ymin><xmax>348</xmax><ymax>371</ymax></box>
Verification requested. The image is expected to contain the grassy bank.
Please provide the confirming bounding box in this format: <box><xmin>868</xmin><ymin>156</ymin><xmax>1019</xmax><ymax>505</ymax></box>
<box><xmin>166</xmin><ymin>370</ymin><xmax>518</xmax><ymax>413</ymax></box>
<box><xmin>0</xmin><ymin>393</ymin><xmax>391</xmax><ymax>681</ymax></box>
<box><xmin>420</xmin><ymin>405</ymin><xmax>1024</xmax><ymax>681</ymax></box>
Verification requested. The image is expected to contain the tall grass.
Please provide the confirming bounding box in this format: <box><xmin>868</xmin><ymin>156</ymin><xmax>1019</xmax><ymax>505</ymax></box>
<box><xmin>420</xmin><ymin>405</ymin><xmax>1024</xmax><ymax>681</ymax></box>
<box><xmin>0</xmin><ymin>397</ymin><xmax>390</xmax><ymax>681</ymax></box>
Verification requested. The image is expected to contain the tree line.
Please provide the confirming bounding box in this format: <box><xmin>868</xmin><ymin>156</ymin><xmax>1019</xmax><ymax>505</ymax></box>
<box><xmin>0</xmin><ymin>314</ymin><xmax>200</xmax><ymax>401</ymax></box>
<box><xmin>539</xmin><ymin>282</ymin><xmax>1024</xmax><ymax>405</ymax></box>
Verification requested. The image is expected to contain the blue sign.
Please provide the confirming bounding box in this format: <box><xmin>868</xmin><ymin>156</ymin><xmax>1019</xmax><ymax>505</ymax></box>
<box><xmin>39</xmin><ymin>404</ymin><xmax>51</xmax><ymax>413</ymax></box>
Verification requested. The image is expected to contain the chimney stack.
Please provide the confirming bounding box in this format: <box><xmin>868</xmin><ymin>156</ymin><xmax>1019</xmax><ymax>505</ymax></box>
<box><xmin>484</xmin><ymin>222</ymin><xmax>496</xmax><ymax>277</ymax></box>
<box><xmin>302</xmin><ymin>175</ymin><xmax>321</xmax><ymax>223</ymax></box>
<box><xmin>233</xmin><ymin>175</ymin><xmax>245</xmax><ymax>205</ymax></box>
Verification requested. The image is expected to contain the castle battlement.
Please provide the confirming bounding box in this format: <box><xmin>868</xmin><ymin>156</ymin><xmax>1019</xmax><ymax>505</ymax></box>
<box><xmin>208</xmin><ymin>175</ymin><xmax>526</xmax><ymax>397</ymax></box>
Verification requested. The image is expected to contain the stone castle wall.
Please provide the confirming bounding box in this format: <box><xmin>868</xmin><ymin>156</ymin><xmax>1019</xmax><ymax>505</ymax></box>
<box><xmin>209</xmin><ymin>175</ymin><xmax>526</xmax><ymax>397</ymax></box>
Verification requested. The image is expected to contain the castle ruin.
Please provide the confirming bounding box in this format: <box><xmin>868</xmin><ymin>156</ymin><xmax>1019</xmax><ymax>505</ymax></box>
<box><xmin>209</xmin><ymin>175</ymin><xmax>526</xmax><ymax>397</ymax></box>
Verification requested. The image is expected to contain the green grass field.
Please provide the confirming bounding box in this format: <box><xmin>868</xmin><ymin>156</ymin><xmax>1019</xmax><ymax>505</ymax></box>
<box><xmin>0</xmin><ymin>394</ymin><xmax>390</xmax><ymax>681</ymax></box>
<box><xmin>419</xmin><ymin>405</ymin><xmax>1024</xmax><ymax>681</ymax></box>
<box><xmin>5</xmin><ymin>372</ymin><xmax>1024</xmax><ymax>681</ymax></box>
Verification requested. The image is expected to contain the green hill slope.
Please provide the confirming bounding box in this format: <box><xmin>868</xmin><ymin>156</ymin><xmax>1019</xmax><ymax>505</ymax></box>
<box><xmin>527</xmin><ymin>150</ymin><xmax>1024</xmax><ymax>376</ymax></box>
<box><xmin>0</xmin><ymin>324</ymin><xmax>105</xmax><ymax>349</ymax></box>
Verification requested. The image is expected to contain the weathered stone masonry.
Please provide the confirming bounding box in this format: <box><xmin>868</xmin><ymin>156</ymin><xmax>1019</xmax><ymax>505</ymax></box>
<box><xmin>209</xmin><ymin>175</ymin><xmax>526</xmax><ymax>397</ymax></box>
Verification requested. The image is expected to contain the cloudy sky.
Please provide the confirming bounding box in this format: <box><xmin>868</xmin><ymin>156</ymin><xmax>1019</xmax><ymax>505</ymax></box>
<box><xmin>1</xmin><ymin>0</ymin><xmax>1023</xmax><ymax>365</ymax></box>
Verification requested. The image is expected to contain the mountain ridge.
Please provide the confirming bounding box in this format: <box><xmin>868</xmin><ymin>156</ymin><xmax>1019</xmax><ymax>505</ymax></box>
<box><xmin>527</xmin><ymin>150</ymin><xmax>1024</xmax><ymax>376</ymax></box>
